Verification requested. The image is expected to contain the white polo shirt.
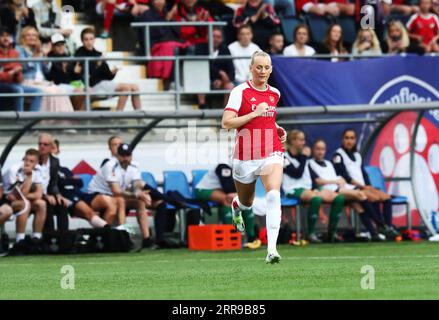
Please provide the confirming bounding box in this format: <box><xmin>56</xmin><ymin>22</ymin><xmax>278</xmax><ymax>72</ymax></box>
<box><xmin>88</xmin><ymin>158</ymin><xmax>142</xmax><ymax>195</ymax></box>
<box><xmin>39</xmin><ymin>157</ymin><xmax>51</xmax><ymax>194</ymax></box>
<box><xmin>3</xmin><ymin>162</ymin><xmax>43</xmax><ymax>193</ymax></box>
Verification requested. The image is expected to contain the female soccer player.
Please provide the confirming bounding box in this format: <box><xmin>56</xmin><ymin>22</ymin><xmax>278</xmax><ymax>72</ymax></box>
<box><xmin>333</xmin><ymin>129</ymin><xmax>398</xmax><ymax>239</ymax></box>
<box><xmin>221</xmin><ymin>51</ymin><xmax>286</xmax><ymax>264</ymax></box>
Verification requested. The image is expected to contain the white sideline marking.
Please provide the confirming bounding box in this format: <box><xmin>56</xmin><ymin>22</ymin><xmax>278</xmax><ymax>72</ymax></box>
<box><xmin>1</xmin><ymin>254</ymin><xmax>439</xmax><ymax>267</ymax></box>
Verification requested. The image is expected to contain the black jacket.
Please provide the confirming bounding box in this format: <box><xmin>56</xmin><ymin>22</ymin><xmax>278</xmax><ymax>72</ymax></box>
<box><xmin>74</xmin><ymin>46</ymin><xmax>115</xmax><ymax>87</ymax></box>
<box><xmin>0</xmin><ymin>5</ymin><xmax>37</xmax><ymax>40</ymax></box>
<box><xmin>47</xmin><ymin>52</ymin><xmax>82</xmax><ymax>85</ymax></box>
<box><xmin>41</xmin><ymin>155</ymin><xmax>61</xmax><ymax>196</ymax></box>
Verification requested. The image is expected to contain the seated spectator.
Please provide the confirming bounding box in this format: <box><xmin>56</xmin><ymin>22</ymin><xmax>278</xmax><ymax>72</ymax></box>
<box><xmin>295</xmin><ymin>0</ymin><xmax>342</xmax><ymax>16</ymax></box>
<box><xmin>383</xmin><ymin>19</ymin><xmax>424</xmax><ymax>54</ymax></box>
<box><xmin>315</xmin><ymin>23</ymin><xmax>348</xmax><ymax>61</ymax></box>
<box><xmin>87</xmin><ymin>143</ymin><xmax>161</xmax><ymax>249</ymax></box>
<box><xmin>96</xmin><ymin>0</ymin><xmax>135</xmax><ymax>39</ymax></box>
<box><xmin>196</xmin><ymin>28</ymin><xmax>235</xmax><ymax>109</ymax></box>
<box><xmin>283</xmin><ymin>24</ymin><xmax>316</xmax><ymax>56</ymax></box>
<box><xmin>136</xmin><ymin>0</ymin><xmax>185</xmax><ymax>84</ymax></box>
<box><xmin>233</xmin><ymin>0</ymin><xmax>281</xmax><ymax>51</ymax></box>
<box><xmin>382</xmin><ymin>0</ymin><xmax>419</xmax><ymax>16</ymax></box>
<box><xmin>406</xmin><ymin>0</ymin><xmax>439</xmax><ymax>53</ymax></box>
<box><xmin>47</xmin><ymin>33</ymin><xmax>85</xmax><ymax>111</ymax></box>
<box><xmin>75</xmin><ymin>28</ymin><xmax>142</xmax><ymax>111</ymax></box>
<box><xmin>351</xmin><ymin>28</ymin><xmax>382</xmax><ymax>55</ymax></box>
<box><xmin>168</xmin><ymin>0</ymin><xmax>214</xmax><ymax>48</ymax></box>
<box><xmin>264</xmin><ymin>0</ymin><xmax>296</xmax><ymax>17</ymax></box>
<box><xmin>268</xmin><ymin>32</ymin><xmax>284</xmax><ymax>55</ymax></box>
<box><xmin>0</xmin><ymin>27</ymin><xmax>42</xmax><ymax>111</ymax></box>
<box><xmin>0</xmin><ymin>0</ymin><xmax>37</xmax><ymax>42</ymax></box>
<box><xmin>194</xmin><ymin>163</ymin><xmax>261</xmax><ymax>249</ymax></box>
<box><xmin>31</xmin><ymin>0</ymin><xmax>76</xmax><ymax>54</ymax></box>
<box><xmin>0</xmin><ymin>169</ymin><xmax>14</xmax><ymax>256</ymax></box>
<box><xmin>16</xmin><ymin>26</ymin><xmax>76</xmax><ymax>113</ymax></box>
<box><xmin>197</xmin><ymin>0</ymin><xmax>235</xmax><ymax>18</ymax></box>
<box><xmin>53</xmin><ymin>139</ymin><xmax>111</xmax><ymax>230</ymax></box>
<box><xmin>228</xmin><ymin>25</ymin><xmax>260</xmax><ymax>84</ymax></box>
<box><xmin>4</xmin><ymin>148</ymin><xmax>47</xmax><ymax>254</ymax></box>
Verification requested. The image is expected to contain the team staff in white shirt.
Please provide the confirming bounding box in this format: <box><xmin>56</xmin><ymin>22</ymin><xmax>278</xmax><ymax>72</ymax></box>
<box><xmin>88</xmin><ymin>143</ymin><xmax>156</xmax><ymax>248</ymax></box>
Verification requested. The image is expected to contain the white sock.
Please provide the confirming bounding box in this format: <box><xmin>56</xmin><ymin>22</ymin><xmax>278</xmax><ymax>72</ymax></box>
<box><xmin>16</xmin><ymin>233</ymin><xmax>25</xmax><ymax>242</ymax></box>
<box><xmin>90</xmin><ymin>215</ymin><xmax>107</xmax><ymax>228</ymax></box>
<box><xmin>265</xmin><ymin>189</ymin><xmax>281</xmax><ymax>254</ymax></box>
<box><xmin>235</xmin><ymin>196</ymin><xmax>252</xmax><ymax>211</ymax></box>
<box><xmin>32</xmin><ymin>232</ymin><xmax>42</xmax><ymax>239</ymax></box>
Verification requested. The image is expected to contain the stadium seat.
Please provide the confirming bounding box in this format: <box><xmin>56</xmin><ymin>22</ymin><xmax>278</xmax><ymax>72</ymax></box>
<box><xmin>163</xmin><ymin>171</ymin><xmax>200</xmax><ymax>209</ymax></box>
<box><xmin>364</xmin><ymin>165</ymin><xmax>411</xmax><ymax>228</ymax></box>
<box><xmin>280</xmin><ymin>16</ymin><xmax>303</xmax><ymax>44</ymax></box>
<box><xmin>305</xmin><ymin>15</ymin><xmax>331</xmax><ymax>44</ymax></box>
<box><xmin>77</xmin><ymin>173</ymin><xmax>93</xmax><ymax>193</ymax></box>
<box><xmin>141</xmin><ymin>171</ymin><xmax>158</xmax><ymax>189</ymax></box>
<box><xmin>191</xmin><ymin>169</ymin><xmax>208</xmax><ymax>199</ymax></box>
<box><xmin>337</xmin><ymin>16</ymin><xmax>357</xmax><ymax>47</ymax></box>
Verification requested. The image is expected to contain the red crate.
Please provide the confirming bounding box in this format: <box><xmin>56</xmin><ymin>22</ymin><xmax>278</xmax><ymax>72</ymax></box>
<box><xmin>188</xmin><ymin>224</ymin><xmax>242</xmax><ymax>251</ymax></box>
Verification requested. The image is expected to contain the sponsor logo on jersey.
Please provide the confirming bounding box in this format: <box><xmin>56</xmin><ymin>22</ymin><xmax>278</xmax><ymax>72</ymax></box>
<box><xmin>250</xmin><ymin>97</ymin><xmax>257</xmax><ymax>102</ymax></box>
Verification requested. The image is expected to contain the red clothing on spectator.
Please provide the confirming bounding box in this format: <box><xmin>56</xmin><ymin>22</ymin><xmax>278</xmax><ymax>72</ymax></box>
<box><xmin>148</xmin><ymin>41</ymin><xmax>189</xmax><ymax>80</ymax></box>
<box><xmin>407</xmin><ymin>13</ymin><xmax>439</xmax><ymax>45</ymax></box>
<box><xmin>174</xmin><ymin>3</ymin><xmax>213</xmax><ymax>46</ymax></box>
<box><xmin>0</xmin><ymin>48</ymin><xmax>23</xmax><ymax>83</ymax></box>
<box><xmin>296</xmin><ymin>0</ymin><xmax>318</xmax><ymax>14</ymax></box>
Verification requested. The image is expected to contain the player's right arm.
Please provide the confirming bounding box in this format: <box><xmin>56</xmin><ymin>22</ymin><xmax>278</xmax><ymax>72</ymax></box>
<box><xmin>222</xmin><ymin>103</ymin><xmax>269</xmax><ymax>130</ymax></box>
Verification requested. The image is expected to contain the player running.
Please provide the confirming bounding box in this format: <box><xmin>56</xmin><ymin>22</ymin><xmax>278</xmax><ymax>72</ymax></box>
<box><xmin>221</xmin><ymin>51</ymin><xmax>286</xmax><ymax>264</ymax></box>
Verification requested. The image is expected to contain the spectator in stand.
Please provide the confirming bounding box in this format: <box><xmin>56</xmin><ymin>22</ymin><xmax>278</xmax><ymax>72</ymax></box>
<box><xmin>0</xmin><ymin>27</ymin><xmax>42</xmax><ymax>111</ymax></box>
<box><xmin>382</xmin><ymin>0</ymin><xmax>419</xmax><ymax>17</ymax></box>
<box><xmin>167</xmin><ymin>0</ymin><xmax>214</xmax><ymax>49</ymax></box>
<box><xmin>264</xmin><ymin>0</ymin><xmax>296</xmax><ymax>17</ymax></box>
<box><xmin>136</xmin><ymin>0</ymin><xmax>184</xmax><ymax>84</ymax></box>
<box><xmin>283</xmin><ymin>24</ymin><xmax>316</xmax><ymax>56</ymax></box>
<box><xmin>316</xmin><ymin>23</ymin><xmax>348</xmax><ymax>62</ymax></box>
<box><xmin>47</xmin><ymin>33</ymin><xmax>85</xmax><ymax>111</ymax></box>
<box><xmin>0</xmin><ymin>0</ymin><xmax>37</xmax><ymax>42</ymax></box>
<box><xmin>406</xmin><ymin>0</ymin><xmax>439</xmax><ymax>53</ymax></box>
<box><xmin>4</xmin><ymin>148</ymin><xmax>47</xmax><ymax>254</ymax></box>
<box><xmin>16</xmin><ymin>26</ymin><xmax>76</xmax><ymax>113</ymax></box>
<box><xmin>197</xmin><ymin>0</ymin><xmax>235</xmax><ymax>18</ymax></box>
<box><xmin>31</xmin><ymin>0</ymin><xmax>76</xmax><ymax>54</ymax></box>
<box><xmin>268</xmin><ymin>33</ymin><xmax>284</xmax><ymax>55</ymax></box>
<box><xmin>351</xmin><ymin>28</ymin><xmax>382</xmax><ymax>55</ymax></box>
<box><xmin>96</xmin><ymin>0</ymin><xmax>149</xmax><ymax>39</ymax></box>
<box><xmin>196</xmin><ymin>28</ymin><xmax>235</xmax><ymax>109</ymax></box>
<box><xmin>233</xmin><ymin>0</ymin><xmax>281</xmax><ymax>51</ymax></box>
<box><xmin>75</xmin><ymin>28</ymin><xmax>142</xmax><ymax>111</ymax></box>
<box><xmin>383</xmin><ymin>19</ymin><xmax>424</xmax><ymax>54</ymax></box>
<box><xmin>295</xmin><ymin>0</ymin><xmax>344</xmax><ymax>16</ymax></box>
<box><xmin>228</xmin><ymin>25</ymin><xmax>260</xmax><ymax>85</ymax></box>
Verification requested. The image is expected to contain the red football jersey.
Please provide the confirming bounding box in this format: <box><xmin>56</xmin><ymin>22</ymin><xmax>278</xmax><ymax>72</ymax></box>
<box><xmin>407</xmin><ymin>13</ymin><xmax>439</xmax><ymax>45</ymax></box>
<box><xmin>224</xmin><ymin>81</ymin><xmax>284</xmax><ymax>161</ymax></box>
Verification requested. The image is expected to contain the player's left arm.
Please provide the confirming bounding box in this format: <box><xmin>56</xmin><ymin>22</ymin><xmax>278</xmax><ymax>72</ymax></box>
<box><xmin>275</xmin><ymin>122</ymin><xmax>286</xmax><ymax>143</ymax></box>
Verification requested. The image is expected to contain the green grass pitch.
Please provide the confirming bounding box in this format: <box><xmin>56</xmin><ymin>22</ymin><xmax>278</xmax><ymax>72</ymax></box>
<box><xmin>1</xmin><ymin>242</ymin><xmax>439</xmax><ymax>300</ymax></box>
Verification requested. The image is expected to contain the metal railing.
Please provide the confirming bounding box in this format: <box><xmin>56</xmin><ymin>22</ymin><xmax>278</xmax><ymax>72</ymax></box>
<box><xmin>2</xmin><ymin>53</ymin><xmax>437</xmax><ymax>112</ymax></box>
